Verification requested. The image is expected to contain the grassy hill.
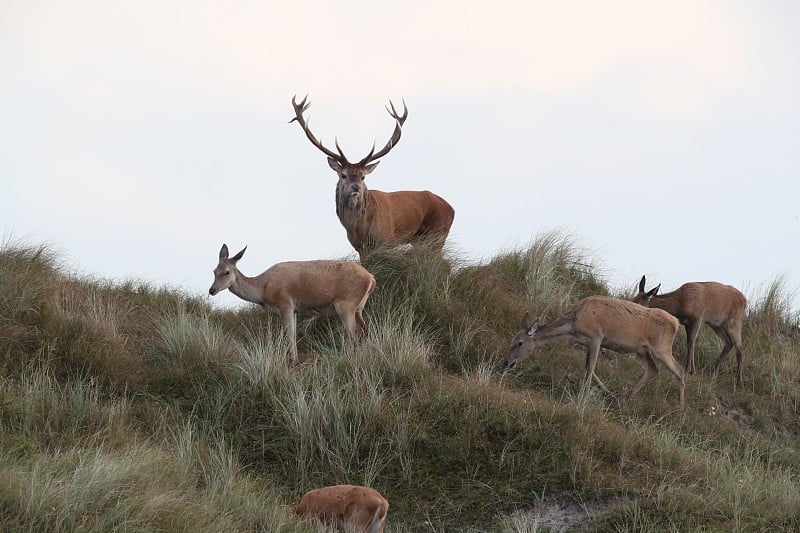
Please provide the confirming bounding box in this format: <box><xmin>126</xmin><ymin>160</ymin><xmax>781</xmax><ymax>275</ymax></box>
<box><xmin>1</xmin><ymin>234</ymin><xmax>799</xmax><ymax>531</ymax></box>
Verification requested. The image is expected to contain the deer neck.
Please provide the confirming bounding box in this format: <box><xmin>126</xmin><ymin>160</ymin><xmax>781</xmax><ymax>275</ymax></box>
<box><xmin>649</xmin><ymin>291</ymin><xmax>681</xmax><ymax>316</ymax></box>
<box><xmin>227</xmin><ymin>269</ymin><xmax>265</xmax><ymax>305</ymax></box>
<box><xmin>532</xmin><ymin>315</ymin><xmax>576</xmax><ymax>346</ymax></box>
<box><xmin>335</xmin><ymin>186</ymin><xmax>373</xmax><ymax>232</ymax></box>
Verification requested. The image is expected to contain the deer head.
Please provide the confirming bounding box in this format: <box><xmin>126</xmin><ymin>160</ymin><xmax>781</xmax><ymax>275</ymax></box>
<box><xmin>209</xmin><ymin>244</ymin><xmax>247</xmax><ymax>296</ymax></box>
<box><xmin>505</xmin><ymin>312</ymin><xmax>541</xmax><ymax>369</ymax></box>
<box><xmin>289</xmin><ymin>95</ymin><xmax>408</xmax><ymax>217</ymax></box>
<box><xmin>633</xmin><ymin>275</ymin><xmax>661</xmax><ymax>306</ymax></box>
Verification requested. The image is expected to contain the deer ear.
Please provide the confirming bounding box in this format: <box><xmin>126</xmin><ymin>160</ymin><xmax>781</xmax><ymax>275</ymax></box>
<box><xmin>327</xmin><ymin>157</ymin><xmax>343</xmax><ymax>173</ymax></box>
<box><xmin>527</xmin><ymin>320</ymin><xmax>540</xmax><ymax>336</ymax></box>
<box><xmin>638</xmin><ymin>275</ymin><xmax>647</xmax><ymax>293</ymax></box>
<box><xmin>362</xmin><ymin>161</ymin><xmax>379</xmax><ymax>175</ymax></box>
<box><xmin>231</xmin><ymin>246</ymin><xmax>247</xmax><ymax>262</ymax></box>
<box><xmin>219</xmin><ymin>244</ymin><xmax>229</xmax><ymax>260</ymax></box>
<box><xmin>646</xmin><ymin>284</ymin><xmax>661</xmax><ymax>298</ymax></box>
<box><xmin>519</xmin><ymin>312</ymin><xmax>531</xmax><ymax>330</ymax></box>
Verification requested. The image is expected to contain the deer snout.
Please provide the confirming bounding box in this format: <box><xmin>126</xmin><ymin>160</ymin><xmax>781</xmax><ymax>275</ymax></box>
<box><xmin>504</xmin><ymin>359</ymin><xmax>518</xmax><ymax>370</ymax></box>
<box><xmin>208</xmin><ymin>287</ymin><xmax>217</xmax><ymax>296</ymax></box>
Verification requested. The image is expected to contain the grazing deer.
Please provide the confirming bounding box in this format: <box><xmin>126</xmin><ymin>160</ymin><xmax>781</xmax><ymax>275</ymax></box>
<box><xmin>289</xmin><ymin>95</ymin><xmax>455</xmax><ymax>256</ymax></box>
<box><xmin>634</xmin><ymin>275</ymin><xmax>746</xmax><ymax>385</ymax></box>
<box><xmin>294</xmin><ymin>484</ymin><xmax>389</xmax><ymax>533</ymax></box>
<box><xmin>208</xmin><ymin>244</ymin><xmax>376</xmax><ymax>361</ymax></box>
<box><xmin>505</xmin><ymin>296</ymin><xmax>685</xmax><ymax>405</ymax></box>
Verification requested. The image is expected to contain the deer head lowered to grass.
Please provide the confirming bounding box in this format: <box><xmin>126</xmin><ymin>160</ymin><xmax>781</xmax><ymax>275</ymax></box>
<box><xmin>289</xmin><ymin>95</ymin><xmax>455</xmax><ymax>257</ymax></box>
<box><xmin>505</xmin><ymin>295</ymin><xmax>685</xmax><ymax>405</ymax></box>
<box><xmin>634</xmin><ymin>275</ymin><xmax>746</xmax><ymax>386</ymax></box>
<box><xmin>208</xmin><ymin>244</ymin><xmax>376</xmax><ymax>361</ymax></box>
<box><xmin>294</xmin><ymin>484</ymin><xmax>389</xmax><ymax>533</ymax></box>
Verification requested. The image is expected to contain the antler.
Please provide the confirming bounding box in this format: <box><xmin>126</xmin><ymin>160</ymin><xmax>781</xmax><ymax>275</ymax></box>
<box><xmin>356</xmin><ymin>99</ymin><xmax>408</xmax><ymax>165</ymax></box>
<box><xmin>289</xmin><ymin>95</ymin><xmax>350</xmax><ymax>163</ymax></box>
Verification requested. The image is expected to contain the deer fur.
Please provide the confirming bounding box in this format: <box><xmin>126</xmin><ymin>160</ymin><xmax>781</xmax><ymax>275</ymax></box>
<box><xmin>208</xmin><ymin>244</ymin><xmax>376</xmax><ymax>361</ymax></box>
<box><xmin>290</xmin><ymin>95</ymin><xmax>455</xmax><ymax>257</ymax></box>
<box><xmin>634</xmin><ymin>275</ymin><xmax>746</xmax><ymax>385</ymax></box>
<box><xmin>334</xmin><ymin>179</ymin><xmax>455</xmax><ymax>255</ymax></box>
<box><xmin>294</xmin><ymin>484</ymin><xmax>389</xmax><ymax>533</ymax></box>
<box><xmin>505</xmin><ymin>296</ymin><xmax>685</xmax><ymax>405</ymax></box>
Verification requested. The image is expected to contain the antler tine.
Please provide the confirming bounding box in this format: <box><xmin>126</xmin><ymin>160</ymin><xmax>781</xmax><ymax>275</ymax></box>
<box><xmin>357</xmin><ymin>98</ymin><xmax>408</xmax><ymax>166</ymax></box>
<box><xmin>334</xmin><ymin>138</ymin><xmax>350</xmax><ymax>162</ymax></box>
<box><xmin>289</xmin><ymin>94</ymin><xmax>347</xmax><ymax>163</ymax></box>
<box><xmin>288</xmin><ymin>94</ymin><xmax>310</xmax><ymax>123</ymax></box>
<box><xmin>386</xmin><ymin>98</ymin><xmax>408</xmax><ymax>125</ymax></box>
<box><xmin>359</xmin><ymin>143</ymin><xmax>376</xmax><ymax>164</ymax></box>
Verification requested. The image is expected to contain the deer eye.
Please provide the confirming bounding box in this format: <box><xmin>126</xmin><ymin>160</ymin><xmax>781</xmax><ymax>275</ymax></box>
<box><xmin>516</xmin><ymin>341</ymin><xmax>523</xmax><ymax>347</ymax></box>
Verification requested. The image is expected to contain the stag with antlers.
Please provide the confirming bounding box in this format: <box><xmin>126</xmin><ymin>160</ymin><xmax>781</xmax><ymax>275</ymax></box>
<box><xmin>290</xmin><ymin>95</ymin><xmax>455</xmax><ymax>257</ymax></box>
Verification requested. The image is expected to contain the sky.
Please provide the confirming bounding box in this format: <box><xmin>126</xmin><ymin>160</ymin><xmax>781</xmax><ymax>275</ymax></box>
<box><xmin>2</xmin><ymin>1</ymin><xmax>799</xmax><ymax>311</ymax></box>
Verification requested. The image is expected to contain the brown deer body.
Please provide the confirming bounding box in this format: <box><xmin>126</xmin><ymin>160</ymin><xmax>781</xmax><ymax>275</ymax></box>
<box><xmin>506</xmin><ymin>296</ymin><xmax>685</xmax><ymax>405</ymax></box>
<box><xmin>291</xmin><ymin>95</ymin><xmax>455</xmax><ymax>256</ymax></box>
<box><xmin>208</xmin><ymin>244</ymin><xmax>375</xmax><ymax>360</ymax></box>
<box><xmin>634</xmin><ymin>275</ymin><xmax>746</xmax><ymax>385</ymax></box>
<box><xmin>295</xmin><ymin>484</ymin><xmax>389</xmax><ymax>533</ymax></box>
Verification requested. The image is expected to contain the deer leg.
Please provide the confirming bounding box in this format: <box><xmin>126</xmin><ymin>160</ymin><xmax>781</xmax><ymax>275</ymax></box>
<box><xmin>710</xmin><ymin>324</ymin><xmax>734</xmax><ymax>375</ymax></box>
<box><xmin>684</xmin><ymin>318</ymin><xmax>702</xmax><ymax>375</ymax></box>
<box><xmin>733</xmin><ymin>333</ymin><xmax>744</xmax><ymax>385</ymax></box>
<box><xmin>584</xmin><ymin>338</ymin><xmax>608</xmax><ymax>394</ymax></box>
<box><xmin>729</xmin><ymin>326</ymin><xmax>744</xmax><ymax>386</ymax></box>
<box><xmin>364</xmin><ymin>504</ymin><xmax>387</xmax><ymax>533</ymax></box>
<box><xmin>653</xmin><ymin>347</ymin><xmax>686</xmax><ymax>407</ymax></box>
<box><xmin>280</xmin><ymin>307</ymin><xmax>297</xmax><ymax>361</ymax></box>
<box><xmin>592</xmin><ymin>373</ymin><xmax>611</xmax><ymax>395</ymax></box>
<box><xmin>345</xmin><ymin>502</ymin><xmax>383</xmax><ymax>533</ymax></box>
<box><xmin>354</xmin><ymin>309</ymin><xmax>368</xmax><ymax>342</ymax></box>
<box><xmin>629</xmin><ymin>351</ymin><xmax>659</xmax><ymax>400</ymax></box>
<box><xmin>709</xmin><ymin>324</ymin><xmax>744</xmax><ymax>385</ymax></box>
<box><xmin>334</xmin><ymin>302</ymin><xmax>358</xmax><ymax>344</ymax></box>
<box><xmin>354</xmin><ymin>289</ymin><xmax>372</xmax><ymax>343</ymax></box>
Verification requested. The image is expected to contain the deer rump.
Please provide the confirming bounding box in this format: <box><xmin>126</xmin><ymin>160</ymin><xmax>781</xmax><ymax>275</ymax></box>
<box><xmin>295</xmin><ymin>484</ymin><xmax>388</xmax><ymax>532</ymax></box>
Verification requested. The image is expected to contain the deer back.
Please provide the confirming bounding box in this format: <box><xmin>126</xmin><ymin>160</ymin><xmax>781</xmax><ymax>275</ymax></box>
<box><xmin>574</xmin><ymin>296</ymin><xmax>679</xmax><ymax>351</ymax></box>
<box><xmin>672</xmin><ymin>282</ymin><xmax>746</xmax><ymax>323</ymax></box>
<box><xmin>257</xmin><ymin>260</ymin><xmax>375</xmax><ymax>309</ymax></box>
<box><xmin>352</xmin><ymin>189</ymin><xmax>454</xmax><ymax>247</ymax></box>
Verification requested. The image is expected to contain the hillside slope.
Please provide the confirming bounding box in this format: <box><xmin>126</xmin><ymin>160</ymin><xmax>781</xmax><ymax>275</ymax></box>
<box><xmin>1</xmin><ymin>235</ymin><xmax>799</xmax><ymax>531</ymax></box>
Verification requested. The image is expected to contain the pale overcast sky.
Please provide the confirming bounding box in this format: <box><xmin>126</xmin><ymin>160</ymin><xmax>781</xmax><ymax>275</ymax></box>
<box><xmin>2</xmin><ymin>1</ymin><xmax>798</xmax><ymax>310</ymax></box>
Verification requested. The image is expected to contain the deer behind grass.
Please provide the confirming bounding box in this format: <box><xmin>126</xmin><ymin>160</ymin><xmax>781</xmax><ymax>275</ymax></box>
<box><xmin>295</xmin><ymin>484</ymin><xmax>389</xmax><ymax>533</ymax></box>
<box><xmin>208</xmin><ymin>244</ymin><xmax>376</xmax><ymax>361</ymax></box>
<box><xmin>505</xmin><ymin>296</ymin><xmax>685</xmax><ymax>405</ymax></box>
<box><xmin>290</xmin><ymin>95</ymin><xmax>455</xmax><ymax>257</ymax></box>
<box><xmin>634</xmin><ymin>275</ymin><xmax>746</xmax><ymax>385</ymax></box>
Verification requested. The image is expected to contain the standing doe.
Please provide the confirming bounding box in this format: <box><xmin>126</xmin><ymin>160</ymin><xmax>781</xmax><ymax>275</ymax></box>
<box><xmin>505</xmin><ymin>296</ymin><xmax>685</xmax><ymax>405</ymax></box>
<box><xmin>634</xmin><ymin>275</ymin><xmax>746</xmax><ymax>385</ymax></box>
<box><xmin>208</xmin><ymin>244</ymin><xmax>376</xmax><ymax>361</ymax></box>
<box><xmin>294</xmin><ymin>484</ymin><xmax>389</xmax><ymax>533</ymax></box>
<box><xmin>289</xmin><ymin>95</ymin><xmax>455</xmax><ymax>257</ymax></box>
